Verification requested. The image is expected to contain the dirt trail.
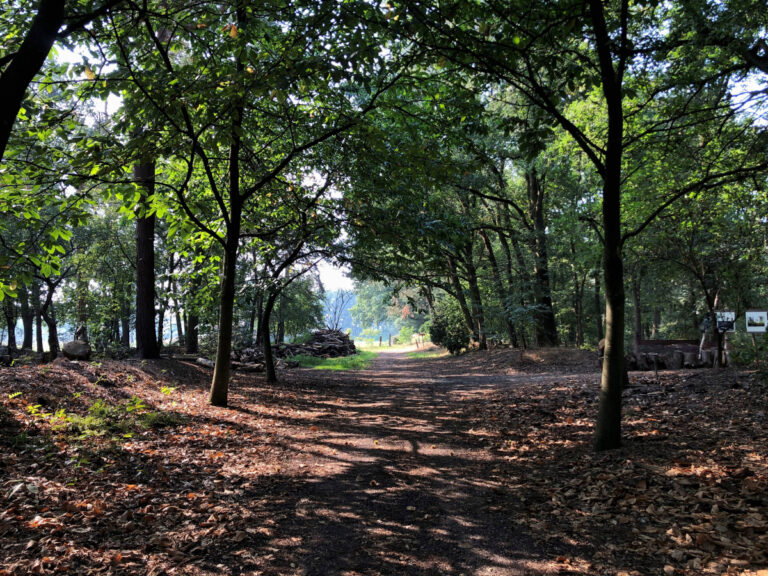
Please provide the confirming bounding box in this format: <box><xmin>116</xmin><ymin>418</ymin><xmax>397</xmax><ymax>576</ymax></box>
<box><xmin>252</xmin><ymin>349</ymin><xmax>583</xmax><ymax>576</ymax></box>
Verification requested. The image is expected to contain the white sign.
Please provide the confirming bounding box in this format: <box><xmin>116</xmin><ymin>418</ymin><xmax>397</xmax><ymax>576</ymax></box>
<box><xmin>746</xmin><ymin>310</ymin><xmax>768</xmax><ymax>333</ymax></box>
<box><xmin>716</xmin><ymin>311</ymin><xmax>736</xmax><ymax>333</ymax></box>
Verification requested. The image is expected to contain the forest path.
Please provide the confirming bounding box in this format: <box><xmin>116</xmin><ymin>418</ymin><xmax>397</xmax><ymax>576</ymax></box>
<box><xmin>235</xmin><ymin>347</ymin><xmax>587</xmax><ymax>576</ymax></box>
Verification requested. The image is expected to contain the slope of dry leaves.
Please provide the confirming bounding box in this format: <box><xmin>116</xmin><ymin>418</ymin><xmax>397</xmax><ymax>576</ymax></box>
<box><xmin>0</xmin><ymin>349</ymin><xmax>766</xmax><ymax>576</ymax></box>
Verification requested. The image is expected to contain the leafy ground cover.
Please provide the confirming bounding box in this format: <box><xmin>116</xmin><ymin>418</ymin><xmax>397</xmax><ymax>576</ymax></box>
<box><xmin>0</xmin><ymin>349</ymin><xmax>766</xmax><ymax>575</ymax></box>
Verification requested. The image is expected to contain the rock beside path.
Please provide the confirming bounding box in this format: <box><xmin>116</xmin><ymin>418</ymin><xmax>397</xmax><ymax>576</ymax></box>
<box><xmin>62</xmin><ymin>340</ymin><xmax>92</xmax><ymax>361</ymax></box>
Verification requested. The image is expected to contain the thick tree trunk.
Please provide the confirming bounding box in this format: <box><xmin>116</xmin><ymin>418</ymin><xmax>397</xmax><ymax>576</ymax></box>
<box><xmin>526</xmin><ymin>168</ymin><xmax>558</xmax><ymax>346</ymax></box>
<box><xmin>0</xmin><ymin>0</ymin><xmax>65</xmax><ymax>160</ymax></box>
<box><xmin>594</xmin><ymin>269</ymin><xmax>603</xmax><ymax>342</ymax></box>
<box><xmin>134</xmin><ymin>162</ymin><xmax>159</xmax><ymax>359</ymax></box>
<box><xmin>185</xmin><ymin>312</ymin><xmax>199</xmax><ymax>354</ymax></box>
<box><xmin>20</xmin><ymin>287</ymin><xmax>34</xmax><ymax>349</ymax></box>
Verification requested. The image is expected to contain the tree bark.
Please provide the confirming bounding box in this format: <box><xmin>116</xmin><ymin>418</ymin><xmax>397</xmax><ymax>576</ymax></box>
<box><xmin>651</xmin><ymin>308</ymin><xmax>661</xmax><ymax>339</ymax></box>
<box><xmin>594</xmin><ymin>268</ymin><xmax>603</xmax><ymax>342</ymax></box>
<box><xmin>76</xmin><ymin>269</ymin><xmax>88</xmax><ymax>341</ymax></box>
<box><xmin>632</xmin><ymin>272</ymin><xmax>642</xmax><ymax>354</ymax></box>
<box><xmin>134</xmin><ymin>161</ymin><xmax>159</xmax><ymax>359</ymax></box>
<box><xmin>480</xmin><ymin>229</ymin><xmax>518</xmax><ymax>347</ymax></box>
<box><xmin>209</xmin><ymin>231</ymin><xmax>240</xmax><ymax>406</ymax></box>
<box><xmin>446</xmin><ymin>256</ymin><xmax>476</xmax><ymax>339</ymax></box>
<box><xmin>526</xmin><ymin>168</ymin><xmax>558</xmax><ymax>346</ymax></box>
<box><xmin>592</xmin><ymin>0</ymin><xmax>627</xmax><ymax>451</ymax></box>
<box><xmin>262</xmin><ymin>290</ymin><xmax>278</xmax><ymax>384</ymax></box>
<box><xmin>33</xmin><ymin>281</ymin><xmax>43</xmax><ymax>353</ymax></box>
<box><xmin>3</xmin><ymin>299</ymin><xmax>17</xmax><ymax>350</ymax></box>
<box><xmin>40</xmin><ymin>281</ymin><xmax>59</xmax><ymax>357</ymax></box>
<box><xmin>20</xmin><ymin>286</ymin><xmax>34</xmax><ymax>349</ymax></box>
<box><xmin>464</xmin><ymin>253</ymin><xmax>487</xmax><ymax>351</ymax></box>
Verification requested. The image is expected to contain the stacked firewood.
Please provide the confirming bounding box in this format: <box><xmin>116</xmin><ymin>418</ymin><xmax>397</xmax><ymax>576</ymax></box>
<box><xmin>230</xmin><ymin>329</ymin><xmax>356</xmax><ymax>368</ymax></box>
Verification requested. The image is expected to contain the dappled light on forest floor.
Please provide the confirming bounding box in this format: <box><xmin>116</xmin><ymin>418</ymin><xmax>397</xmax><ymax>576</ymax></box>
<box><xmin>1</xmin><ymin>350</ymin><xmax>766</xmax><ymax>575</ymax></box>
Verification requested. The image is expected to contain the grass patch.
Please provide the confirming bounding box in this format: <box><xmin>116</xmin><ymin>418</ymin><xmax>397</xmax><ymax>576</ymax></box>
<box><xmin>291</xmin><ymin>350</ymin><xmax>378</xmax><ymax>371</ymax></box>
<box><xmin>406</xmin><ymin>349</ymin><xmax>448</xmax><ymax>360</ymax></box>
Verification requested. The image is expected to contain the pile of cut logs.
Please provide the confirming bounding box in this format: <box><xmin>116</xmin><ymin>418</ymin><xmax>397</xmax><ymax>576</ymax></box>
<box><xmin>222</xmin><ymin>329</ymin><xmax>356</xmax><ymax>371</ymax></box>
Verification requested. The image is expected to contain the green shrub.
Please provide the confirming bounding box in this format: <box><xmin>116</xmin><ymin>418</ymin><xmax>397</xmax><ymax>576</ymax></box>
<box><xmin>429</xmin><ymin>299</ymin><xmax>470</xmax><ymax>355</ymax></box>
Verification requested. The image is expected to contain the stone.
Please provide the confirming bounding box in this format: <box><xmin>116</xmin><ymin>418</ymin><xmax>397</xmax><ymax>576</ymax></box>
<box><xmin>62</xmin><ymin>340</ymin><xmax>92</xmax><ymax>361</ymax></box>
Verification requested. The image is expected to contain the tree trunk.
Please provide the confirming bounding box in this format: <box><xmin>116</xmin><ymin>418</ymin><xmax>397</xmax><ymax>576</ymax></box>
<box><xmin>3</xmin><ymin>299</ymin><xmax>17</xmax><ymax>350</ymax></box>
<box><xmin>526</xmin><ymin>168</ymin><xmax>558</xmax><ymax>346</ymax></box>
<box><xmin>134</xmin><ymin>161</ymin><xmax>159</xmax><ymax>359</ymax></box>
<box><xmin>462</xmin><ymin>246</ymin><xmax>487</xmax><ymax>350</ymax></box>
<box><xmin>594</xmin><ymin>269</ymin><xmax>603</xmax><ymax>342</ymax></box>
<box><xmin>33</xmin><ymin>281</ymin><xmax>43</xmax><ymax>353</ymax></box>
<box><xmin>40</xmin><ymin>283</ymin><xmax>59</xmax><ymax>357</ymax></box>
<box><xmin>209</xmin><ymin>236</ymin><xmax>240</xmax><ymax>406</ymax></box>
<box><xmin>651</xmin><ymin>309</ymin><xmax>661</xmax><ymax>339</ymax></box>
<box><xmin>592</xmin><ymin>0</ymin><xmax>626</xmax><ymax>449</ymax></box>
<box><xmin>0</xmin><ymin>0</ymin><xmax>65</xmax><ymax>160</ymax></box>
<box><xmin>447</xmin><ymin>256</ymin><xmax>476</xmax><ymax>338</ymax></box>
<box><xmin>632</xmin><ymin>273</ymin><xmax>642</xmax><ymax>354</ymax></box>
<box><xmin>262</xmin><ymin>291</ymin><xmax>278</xmax><ymax>384</ymax></box>
<box><xmin>480</xmin><ymin>229</ymin><xmax>517</xmax><ymax>347</ymax></box>
<box><xmin>185</xmin><ymin>312</ymin><xmax>199</xmax><ymax>354</ymax></box>
<box><xmin>76</xmin><ymin>269</ymin><xmax>88</xmax><ymax>341</ymax></box>
<box><xmin>20</xmin><ymin>286</ymin><xmax>34</xmax><ymax>349</ymax></box>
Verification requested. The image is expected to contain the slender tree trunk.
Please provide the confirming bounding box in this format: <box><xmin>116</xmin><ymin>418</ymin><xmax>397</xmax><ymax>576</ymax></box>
<box><xmin>262</xmin><ymin>290</ymin><xmax>279</xmax><ymax>384</ymax></box>
<box><xmin>526</xmin><ymin>168</ymin><xmax>558</xmax><ymax>346</ymax></box>
<box><xmin>277</xmin><ymin>297</ymin><xmax>285</xmax><ymax>344</ymax></box>
<box><xmin>592</xmin><ymin>0</ymin><xmax>627</xmax><ymax>449</ymax></box>
<box><xmin>480</xmin><ymin>229</ymin><xmax>517</xmax><ymax>346</ymax></box>
<box><xmin>33</xmin><ymin>281</ymin><xmax>43</xmax><ymax>353</ymax></box>
<box><xmin>632</xmin><ymin>272</ymin><xmax>643</xmax><ymax>354</ymax></box>
<box><xmin>462</xmin><ymin>247</ymin><xmax>487</xmax><ymax>350</ymax></box>
<box><xmin>76</xmin><ymin>269</ymin><xmax>88</xmax><ymax>341</ymax></box>
<box><xmin>40</xmin><ymin>283</ymin><xmax>59</xmax><ymax>357</ymax></box>
<box><xmin>134</xmin><ymin>161</ymin><xmax>159</xmax><ymax>359</ymax></box>
<box><xmin>209</xmin><ymin>232</ymin><xmax>241</xmax><ymax>406</ymax></box>
<box><xmin>447</xmin><ymin>256</ymin><xmax>476</xmax><ymax>338</ymax></box>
